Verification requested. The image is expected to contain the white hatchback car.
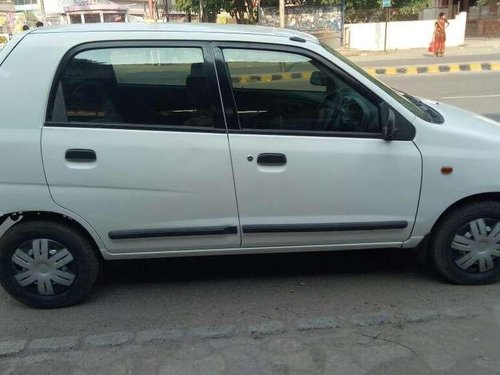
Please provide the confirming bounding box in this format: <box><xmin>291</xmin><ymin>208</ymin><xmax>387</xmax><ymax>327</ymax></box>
<box><xmin>1</xmin><ymin>24</ymin><xmax>499</xmax><ymax>308</ymax></box>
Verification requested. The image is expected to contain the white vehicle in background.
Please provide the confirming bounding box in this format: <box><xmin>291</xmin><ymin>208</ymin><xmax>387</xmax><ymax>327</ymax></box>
<box><xmin>0</xmin><ymin>24</ymin><xmax>500</xmax><ymax>308</ymax></box>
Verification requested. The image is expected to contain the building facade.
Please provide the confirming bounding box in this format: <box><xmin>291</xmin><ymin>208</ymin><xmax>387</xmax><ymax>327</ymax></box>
<box><xmin>13</xmin><ymin>0</ymin><xmax>176</xmax><ymax>24</ymax></box>
<box><xmin>0</xmin><ymin>0</ymin><xmax>15</xmax><ymax>33</ymax></box>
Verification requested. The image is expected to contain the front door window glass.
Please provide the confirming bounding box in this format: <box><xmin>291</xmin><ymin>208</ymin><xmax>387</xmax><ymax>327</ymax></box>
<box><xmin>223</xmin><ymin>48</ymin><xmax>381</xmax><ymax>134</ymax></box>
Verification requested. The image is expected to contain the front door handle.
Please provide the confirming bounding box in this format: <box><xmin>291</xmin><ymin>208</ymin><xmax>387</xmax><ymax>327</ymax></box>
<box><xmin>257</xmin><ymin>153</ymin><xmax>287</xmax><ymax>166</ymax></box>
<box><xmin>65</xmin><ymin>149</ymin><xmax>97</xmax><ymax>162</ymax></box>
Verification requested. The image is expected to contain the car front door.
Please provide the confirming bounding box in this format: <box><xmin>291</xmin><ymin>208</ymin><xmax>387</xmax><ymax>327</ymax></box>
<box><xmin>215</xmin><ymin>44</ymin><xmax>422</xmax><ymax>248</ymax></box>
<box><xmin>42</xmin><ymin>42</ymin><xmax>240</xmax><ymax>254</ymax></box>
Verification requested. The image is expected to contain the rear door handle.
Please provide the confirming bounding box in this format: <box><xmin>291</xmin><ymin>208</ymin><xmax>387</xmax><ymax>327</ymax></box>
<box><xmin>65</xmin><ymin>149</ymin><xmax>96</xmax><ymax>162</ymax></box>
<box><xmin>257</xmin><ymin>153</ymin><xmax>287</xmax><ymax>166</ymax></box>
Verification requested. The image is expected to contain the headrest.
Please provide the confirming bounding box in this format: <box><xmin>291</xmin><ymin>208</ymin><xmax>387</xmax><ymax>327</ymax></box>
<box><xmin>190</xmin><ymin>62</ymin><xmax>205</xmax><ymax>77</ymax></box>
<box><xmin>186</xmin><ymin>75</ymin><xmax>207</xmax><ymax>88</ymax></box>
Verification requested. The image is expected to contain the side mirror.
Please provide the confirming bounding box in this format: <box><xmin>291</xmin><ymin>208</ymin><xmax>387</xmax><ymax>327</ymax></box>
<box><xmin>380</xmin><ymin>102</ymin><xmax>397</xmax><ymax>140</ymax></box>
<box><xmin>310</xmin><ymin>71</ymin><xmax>327</xmax><ymax>86</ymax></box>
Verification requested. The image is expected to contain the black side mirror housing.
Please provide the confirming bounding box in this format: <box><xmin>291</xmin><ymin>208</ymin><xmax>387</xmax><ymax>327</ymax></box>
<box><xmin>310</xmin><ymin>71</ymin><xmax>327</xmax><ymax>86</ymax></box>
<box><xmin>380</xmin><ymin>102</ymin><xmax>397</xmax><ymax>140</ymax></box>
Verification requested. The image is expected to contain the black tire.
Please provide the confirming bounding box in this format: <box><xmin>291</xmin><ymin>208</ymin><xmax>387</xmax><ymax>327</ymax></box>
<box><xmin>431</xmin><ymin>201</ymin><xmax>500</xmax><ymax>285</ymax></box>
<box><xmin>0</xmin><ymin>220</ymin><xmax>100</xmax><ymax>308</ymax></box>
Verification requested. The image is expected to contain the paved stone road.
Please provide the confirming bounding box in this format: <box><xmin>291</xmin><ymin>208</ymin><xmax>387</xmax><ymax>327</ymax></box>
<box><xmin>1</xmin><ymin>305</ymin><xmax>499</xmax><ymax>374</ymax></box>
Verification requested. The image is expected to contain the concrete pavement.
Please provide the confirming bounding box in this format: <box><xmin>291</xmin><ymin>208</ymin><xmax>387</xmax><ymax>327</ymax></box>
<box><xmin>1</xmin><ymin>305</ymin><xmax>499</xmax><ymax>374</ymax></box>
<box><xmin>339</xmin><ymin>37</ymin><xmax>500</xmax><ymax>75</ymax></box>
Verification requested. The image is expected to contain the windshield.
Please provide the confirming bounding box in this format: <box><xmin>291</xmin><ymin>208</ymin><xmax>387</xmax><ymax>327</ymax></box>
<box><xmin>320</xmin><ymin>43</ymin><xmax>434</xmax><ymax>123</ymax></box>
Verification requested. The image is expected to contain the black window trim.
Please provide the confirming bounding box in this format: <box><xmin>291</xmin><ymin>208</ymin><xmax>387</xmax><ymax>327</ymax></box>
<box><xmin>232</xmin><ymin>128</ymin><xmax>382</xmax><ymax>139</ymax></box>
<box><xmin>212</xmin><ymin>44</ymin><xmax>240</xmax><ymax>131</ymax></box>
<box><xmin>212</xmin><ymin>42</ymin><xmax>415</xmax><ymax>141</ymax></box>
<box><xmin>45</xmin><ymin>40</ymin><xmax>228</xmax><ymax>133</ymax></box>
<box><xmin>44</xmin><ymin>121</ymin><xmax>229</xmax><ymax>134</ymax></box>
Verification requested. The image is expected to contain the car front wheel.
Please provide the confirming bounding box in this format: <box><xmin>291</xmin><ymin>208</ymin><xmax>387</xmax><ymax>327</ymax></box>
<box><xmin>431</xmin><ymin>201</ymin><xmax>500</xmax><ymax>285</ymax></box>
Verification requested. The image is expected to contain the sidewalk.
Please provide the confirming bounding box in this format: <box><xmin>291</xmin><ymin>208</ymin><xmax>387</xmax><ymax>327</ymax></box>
<box><xmin>1</xmin><ymin>305</ymin><xmax>500</xmax><ymax>374</ymax></box>
<box><xmin>339</xmin><ymin>37</ymin><xmax>500</xmax><ymax>75</ymax></box>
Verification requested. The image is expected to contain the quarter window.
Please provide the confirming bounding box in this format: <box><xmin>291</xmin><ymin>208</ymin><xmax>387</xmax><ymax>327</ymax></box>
<box><xmin>223</xmin><ymin>48</ymin><xmax>380</xmax><ymax>134</ymax></box>
<box><xmin>50</xmin><ymin>47</ymin><xmax>217</xmax><ymax>128</ymax></box>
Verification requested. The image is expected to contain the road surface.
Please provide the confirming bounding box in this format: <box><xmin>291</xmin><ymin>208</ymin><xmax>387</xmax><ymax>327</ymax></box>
<box><xmin>379</xmin><ymin>71</ymin><xmax>500</xmax><ymax>122</ymax></box>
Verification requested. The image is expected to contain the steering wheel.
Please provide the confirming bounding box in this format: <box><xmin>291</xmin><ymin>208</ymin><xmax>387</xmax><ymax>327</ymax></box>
<box><xmin>316</xmin><ymin>89</ymin><xmax>344</xmax><ymax>131</ymax></box>
<box><xmin>317</xmin><ymin>88</ymin><xmax>373</xmax><ymax>132</ymax></box>
<box><xmin>337</xmin><ymin>91</ymin><xmax>373</xmax><ymax>132</ymax></box>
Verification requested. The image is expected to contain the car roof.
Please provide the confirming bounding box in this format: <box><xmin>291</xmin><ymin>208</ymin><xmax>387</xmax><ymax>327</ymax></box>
<box><xmin>30</xmin><ymin>23</ymin><xmax>319</xmax><ymax>44</ymax></box>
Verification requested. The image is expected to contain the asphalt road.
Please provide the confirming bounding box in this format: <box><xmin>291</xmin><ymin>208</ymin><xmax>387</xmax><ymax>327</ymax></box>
<box><xmin>379</xmin><ymin>71</ymin><xmax>500</xmax><ymax>122</ymax></box>
<box><xmin>1</xmin><ymin>71</ymin><xmax>500</xmax><ymax>343</ymax></box>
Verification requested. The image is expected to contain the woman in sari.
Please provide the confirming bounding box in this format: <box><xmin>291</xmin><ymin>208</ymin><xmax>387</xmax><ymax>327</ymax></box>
<box><xmin>433</xmin><ymin>12</ymin><xmax>450</xmax><ymax>57</ymax></box>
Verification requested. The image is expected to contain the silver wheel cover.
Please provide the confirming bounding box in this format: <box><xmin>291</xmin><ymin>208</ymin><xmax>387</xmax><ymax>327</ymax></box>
<box><xmin>451</xmin><ymin>218</ymin><xmax>500</xmax><ymax>273</ymax></box>
<box><xmin>11</xmin><ymin>239</ymin><xmax>76</xmax><ymax>296</ymax></box>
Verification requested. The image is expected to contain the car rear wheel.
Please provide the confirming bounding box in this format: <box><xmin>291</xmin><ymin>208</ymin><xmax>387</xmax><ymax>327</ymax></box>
<box><xmin>431</xmin><ymin>201</ymin><xmax>500</xmax><ymax>284</ymax></box>
<box><xmin>0</xmin><ymin>220</ymin><xmax>99</xmax><ymax>308</ymax></box>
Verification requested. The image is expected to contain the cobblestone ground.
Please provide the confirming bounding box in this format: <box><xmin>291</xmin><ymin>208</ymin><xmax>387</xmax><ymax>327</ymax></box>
<box><xmin>1</xmin><ymin>305</ymin><xmax>500</xmax><ymax>374</ymax></box>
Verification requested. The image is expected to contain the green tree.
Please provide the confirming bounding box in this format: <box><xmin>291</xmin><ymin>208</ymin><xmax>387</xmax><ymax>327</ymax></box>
<box><xmin>262</xmin><ymin>0</ymin><xmax>427</xmax><ymax>22</ymax></box>
<box><xmin>228</xmin><ymin>0</ymin><xmax>259</xmax><ymax>23</ymax></box>
<box><xmin>178</xmin><ymin>0</ymin><xmax>426</xmax><ymax>24</ymax></box>
<box><xmin>176</xmin><ymin>0</ymin><xmax>225</xmax><ymax>21</ymax></box>
<box><xmin>177</xmin><ymin>0</ymin><xmax>259</xmax><ymax>23</ymax></box>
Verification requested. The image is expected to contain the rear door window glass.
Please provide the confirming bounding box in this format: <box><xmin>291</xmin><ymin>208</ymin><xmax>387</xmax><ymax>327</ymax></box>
<box><xmin>50</xmin><ymin>47</ymin><xmax>217</xmax><ymax>128</ymax></box>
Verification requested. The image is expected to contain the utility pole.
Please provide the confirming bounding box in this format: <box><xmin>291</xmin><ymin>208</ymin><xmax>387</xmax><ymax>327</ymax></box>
<box><xmin>38</xmin><ymin>0</ymin><xmax>46</xmax><ymax>23</ymax></box>
<box><xmin>447</xmin><ymin>0</ymin><xmax>453</xmax><ymax>19</ymax></box>
<box><xmin>340</xmin><ymin>0</ymin><xmax>345</xmax><ymax>46</ymax></box>
<box><xmin>382</xmin><ymin>0</ymin><xmax>391</xmax><ymax>52</ymax></box>
<box><xmin>199</xmin><ymin>0</ymin><xmax>205</xmax><ymax>22</ymax></box>
<box><xmin>279</xmin><ymin>0</ymin><xmax>285</xmax><ymax>28</ymax></box>
<box><xmin>164</xmin><ymin>0</ymin><xmax>169</xmax><ymax>21</ymax></box>
<box><xmin>148</xmin><ymin>0</ymin><xmax>154</xmax><ymax>19</ymax></box>
<box><xmin>384</xmin><ymin>6</ymin><xmax>388</xmax><ymax>51</ymax></box>
<box><xmin>256</xmin><ymin>0</ymin><xmax>261</xmax><ymax>24</ymax></box>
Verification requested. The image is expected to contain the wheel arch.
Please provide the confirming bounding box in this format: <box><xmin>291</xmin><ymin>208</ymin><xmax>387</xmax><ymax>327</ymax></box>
<box><xmin>431</xmin><ymin>192</ymin><xmax>500</xmax><ymax>235</ymax></box>
<box><xmin>0</xmin><ymin>210</ymin><xmax>106</xmax><ymax>260</ymax></box>
<box><xmin>413</xmin><ymin>193</ymin><xmax>500</xmax><ymax>264</ymax></box>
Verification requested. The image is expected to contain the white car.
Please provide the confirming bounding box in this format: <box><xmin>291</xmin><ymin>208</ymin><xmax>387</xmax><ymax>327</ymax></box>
<box><xmin>0</xmin><ymin>24</ymin><xmax>499</xmax><ymax>308</ymax></box>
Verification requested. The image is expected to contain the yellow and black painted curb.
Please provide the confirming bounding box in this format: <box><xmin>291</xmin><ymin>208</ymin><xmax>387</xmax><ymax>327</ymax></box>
<box><xmin>232</xmin><ymin>71</ymin><xmax>313</xmax><ymax>84</ymax></box>
<box><xmin>365</xmin><ymin>61</ymin><xmax>500</xmax><ymax>76</ymax></box>
<box><xmin>230</xmin><ymin>61</ymin><xmax>500</xmax><ymax>85</ymax></box>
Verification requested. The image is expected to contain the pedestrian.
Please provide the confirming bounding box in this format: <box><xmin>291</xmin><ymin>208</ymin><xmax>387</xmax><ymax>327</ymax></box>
<box><xmin>22</xmin><ymin>25</ymin><xmax>29</xmax><ymax>31</ymax></box>
<box><xmin>431</xmin><ymin>12</ymin><xmax>449</xmax><ymax>57</ymax></box>
<box><xmin>36</xmin><ymin>21</ymin><xmax>44</xmax><ymax>27</ymax></box>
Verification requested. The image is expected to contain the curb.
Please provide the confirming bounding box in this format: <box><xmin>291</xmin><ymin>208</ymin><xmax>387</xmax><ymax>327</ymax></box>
<box><xmin>365</xmin><ymin>61</ymin><xmax>500</xmax><ymax>76</ymax></box>
<box><xmin>0</xmin><ymin>306</ymin><xmax>483</xmax><ymax>358</ymax></box>
<box><xmin>228</xmin><ymin>61</ymin><xmax>499</xmax><ymax>84</ymax></box>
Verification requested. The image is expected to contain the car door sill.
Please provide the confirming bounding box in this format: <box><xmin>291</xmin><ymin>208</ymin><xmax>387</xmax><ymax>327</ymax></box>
<box><xmin>101</xmin><ymin>241</ymin><xmax>404</xmax><ymax>259</ymax></box>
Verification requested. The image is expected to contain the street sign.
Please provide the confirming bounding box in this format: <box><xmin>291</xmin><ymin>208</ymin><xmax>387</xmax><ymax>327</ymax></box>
<box><xmin>382</xmin><ymin>0</ymin><xmax>391</xmax><ymax>7</ymax></box>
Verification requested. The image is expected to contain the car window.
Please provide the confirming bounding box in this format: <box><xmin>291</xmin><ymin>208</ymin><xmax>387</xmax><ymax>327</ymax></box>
<box><xmin>50</xmin><ymin>47</ymin><xmax>217</xmax><ymax>128</ymax></box>
<box><xmin>320</xmin><ymin>42</ymin><xmax>433</xmax><ymax>123</ymax></box>
<box><xmin>222</xmin><ymin>48</ymin><xmax>380</xmax><ymax>134</ymax></box>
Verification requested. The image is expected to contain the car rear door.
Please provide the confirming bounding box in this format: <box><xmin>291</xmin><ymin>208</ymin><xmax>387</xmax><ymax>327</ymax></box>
<box><xmin>214</xmin><ymin>43</ymin><xmax>422</xmax><ymax>249</ymax></box>
<box><xmin>42</xmin><ymin>41</ymin><xmax>241</xmax><ymax>255</ymax></box>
